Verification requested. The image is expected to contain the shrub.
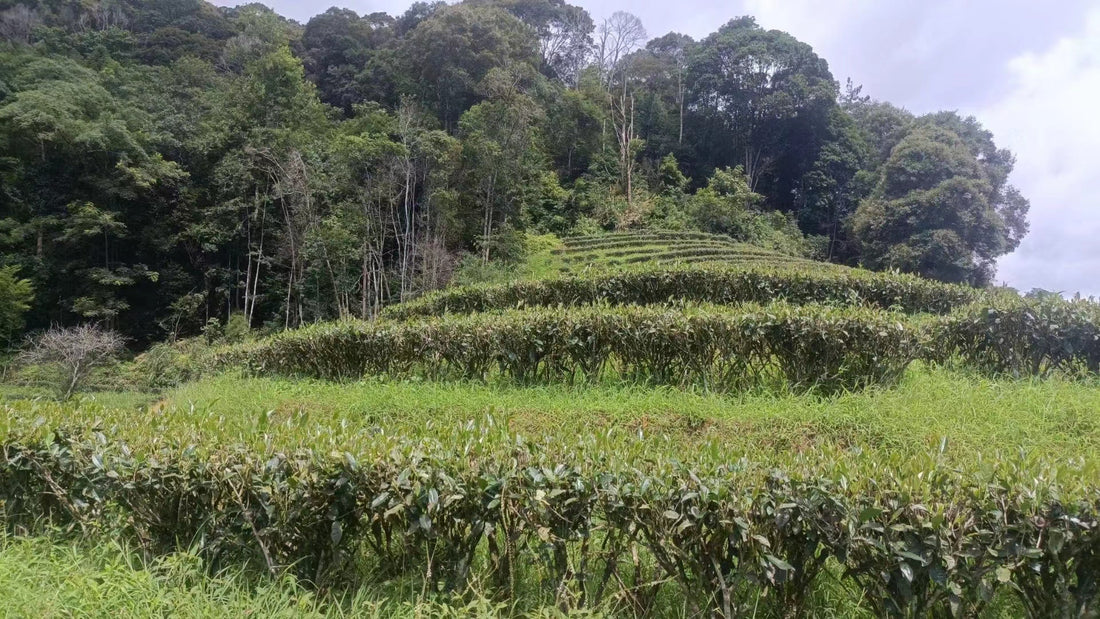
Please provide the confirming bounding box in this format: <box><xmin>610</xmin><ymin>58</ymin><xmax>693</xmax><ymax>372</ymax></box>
<box><xmin>939</xmin><ymin>295</ymin><xmax>1100</xmax><ymax>377</ymax></box>
<box><xmin>16</xmin><ymin>324</ymin><xmax>125</xmax><ymax>399</ymax></box>
<box><xmin>244</xmin><ymin>303</ymin><xmax>927</xmax><ymax>395</ymax></box>
<box><xmin>125</xmin><ymin>337</ymin><xmax>221</xmax><ymax>391</ymax></box>
<box><xmin>0</xmin><ymin>266</ymin><xmax>33</xmax><ymax>348</ymax></box>
<box><xmin>0</xmin><ymin>426</ymin><xmax>1096</xmax><ymax>617</ymax></box>
<box><xmin>385</xmin><ymin>264</ymin><xmax>980</xmax><ymax>321</ymax></box>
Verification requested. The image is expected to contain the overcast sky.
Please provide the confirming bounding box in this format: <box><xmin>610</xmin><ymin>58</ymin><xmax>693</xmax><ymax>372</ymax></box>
<box><xmin>215</xmin><ymin>0</ymin><xmax>1100</xmax><ymax>297</ymax></box>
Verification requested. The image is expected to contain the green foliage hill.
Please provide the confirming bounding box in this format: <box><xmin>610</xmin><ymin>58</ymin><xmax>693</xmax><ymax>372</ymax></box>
<box><xmin>2</xmin><ymin>2</ymin><xmax>1093</xmax><ymax>616</ymax></box>
<box><xmin>0</xmin><ymin>0</ymin><xmax>1032</xmax><ymax>348</ymax></box>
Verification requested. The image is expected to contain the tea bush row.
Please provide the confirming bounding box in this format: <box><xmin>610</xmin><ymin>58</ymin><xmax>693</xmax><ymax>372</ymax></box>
<box><xmin>560</xmin><ymin>230</ymin><xmax>729</xmax><ymax>249</ymax></box>
<box><xmin>561</xmin><ymin>242</ymin><xmax>749</xmax><ymax>262</ymax></box>
<box><xmin>1</xmin><ymin>429</ymin><xmax>1096</xmax><ymax>617</ymax></box>
<box><xmin>247</xmin><ymin>304</ymin><xmax>925</xmax><ymax>394</ymax></box>
<box><xmin>384</xmin><ymin>264</ymin><xmax>980</xmax><ymax>321</ymax></box>
<box><xmin>937</xmin><ymin>295</ymin><xmax>1100</xmax><ymax>378</ymax></box>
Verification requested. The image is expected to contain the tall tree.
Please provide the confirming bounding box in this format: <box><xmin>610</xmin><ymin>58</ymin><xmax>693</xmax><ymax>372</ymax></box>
<box><xmin>850</xmin><ymin>124</ymin><xmax>1029</xmax><ymax>284</ymax></box>
<box><xmin>488</xmin><ymin>0</ymin><xmax>594</xmax><ymax>86</ymax></box>
<box><xmin>596</xmin><ymin>11</ymin><xmax>646</xmax><ymax>205</ymax></box>
<box><xmin>300</xmin><ymin>8</ymin><xmax>395</xmax><ymax>112</ymax></box>
<box><xmin>400</xmin><ymin>4</ymin><xmax>539</xmax><ymax>129</ymax></box>
<box><xmin>686</xmin><ymin>17</ymin><xmax>837</xmax><ymax>209</ymax></box>
<box><xmin>458</xmin><ymin>67</ymin><xmax>545</xmax><ymax>262</ymax></box>
<box><xmin>0</xmin><ymin>53</ymin><xmax>185</xmax><ymax>331</ymax></box>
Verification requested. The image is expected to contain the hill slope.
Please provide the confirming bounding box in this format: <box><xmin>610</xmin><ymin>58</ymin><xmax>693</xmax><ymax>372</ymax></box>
<box><xmin>553</xmin><ymin>230</ymin><xmax>819</xmax><ymax>273</ymax></box>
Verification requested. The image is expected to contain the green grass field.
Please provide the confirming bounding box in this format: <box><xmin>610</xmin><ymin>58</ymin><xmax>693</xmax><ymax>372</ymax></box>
<box><xmin>4</xmin><ymin>366</ymin><xmax>1098</xmax><ymax>471</ymax></box>
<box><xmin>163</xmin><ymin>368</ymin><xmax>1100</xmax><ymax>467</ymax></box>
<box><xmin>0</xmin><ymin>534</ymin><xmax>568</xmax><ymax>618</ymax></box>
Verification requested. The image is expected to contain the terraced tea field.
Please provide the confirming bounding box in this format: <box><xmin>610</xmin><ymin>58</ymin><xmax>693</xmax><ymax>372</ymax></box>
<box><xmin>3</xmin><ymin>231</ymin><xmax>1100</xmax><ymax>618</ymax></box>
<box><xmin>554</xmin><ymin>230</ymin><xmax>818</xmax><ymax>272</ymax></box>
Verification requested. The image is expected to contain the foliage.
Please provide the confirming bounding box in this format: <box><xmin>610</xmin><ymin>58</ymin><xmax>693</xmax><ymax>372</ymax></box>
<box><xmin>245</xmin><ymin>303</ymin><xmax>926</xmax><ymax>395</ymax></box>
<box><xmin>851</xmin><ymin>123</ymin><xmax>1030</xmax><ymax>285</ymax></box>
<box><xmin>385</xmin><ymin>262</ymin><xmax>980</xmax><ymax>320</ymax></box>
<box><xmin>938</xmin><ymin>294</ymin><xmax>1100</xmax><ymax>378</ymax></box>
<box><xmin>0</xmin><ymin>0</ymin><xmax>1033</xmax><ymax>345</ymax></box>
<box><xmin>0</xmin><ymin>266</ymin><xmax>33</xmax><ymax>347</ymax></box>
<box><xmin>16</xmin><ymin>324</ymin><xmax>125</xmax><ymax>399</ymax></box>
<box><xmin>124</xmin><ymin>336</ymin><xmax>225</xmax><ymax>391</ymax></box>
<box><xmin>0</xmin><ymin>421</ymin><xmax>1096</xmax><ymax>617</ymax></box>
<box><xmin>685</xmin><ymin>16</ymin><xmax>838</xmax><ymax>215</ymax></box>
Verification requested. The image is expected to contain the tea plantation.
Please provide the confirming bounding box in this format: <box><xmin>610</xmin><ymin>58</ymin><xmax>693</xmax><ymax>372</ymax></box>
<box><xmin>554</xmin><ymin>230</ymin><xmax>820</xmax><ymax>272</ymax></box>
<box><xmin>3</xmin><ymin>232</ymin><xmax>1100</xmax><ymax>617</ymax></box>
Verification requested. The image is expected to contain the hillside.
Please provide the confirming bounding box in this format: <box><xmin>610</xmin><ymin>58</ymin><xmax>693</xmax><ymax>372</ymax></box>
<box><xmin>5</xmin><ymin>229</ymin><xmax>1100</xmax><ymax>615</ymax></box>
<box><xmin>554</xmin><ymin>230</ymin><xmax>820</xmax><ymax>273</ymax></box>
<box><xmin>0</xmin><ymin>0</ymin><xmax>1086</xmax><ymax>614</ymax></box>
<box><xmin>0</xmin><ymin>0</ymin><xmax>1032</xmax><ymax>345</ymax></box>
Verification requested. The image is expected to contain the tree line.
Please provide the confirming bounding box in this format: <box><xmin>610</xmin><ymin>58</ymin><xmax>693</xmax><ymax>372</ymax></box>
<box><xmin>0</xmin><ymin>0</ymin><xmax>1030</xmax><ymax>345</ymax></box>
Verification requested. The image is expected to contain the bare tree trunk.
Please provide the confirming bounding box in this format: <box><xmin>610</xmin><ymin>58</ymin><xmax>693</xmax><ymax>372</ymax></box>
<box><xmin>482</xmin><ymin>175</ymin><xmax>496</xmax><ymax>264</ymax></box>
<box><xmin>248</xmin><ymin>211</ymin><xmax>264</xmax><ymax>325</ymax></box>
<box><xmin>627</xmin><ymin>93</ymin><xmax>635</xmax><ymax>206</ymax></box>
<box><xmin>744</xmin><ymin>146</ymin><xmax>767</xmax><ymax>196</ymax></box>
<box><xmin>678</xmin><ymin>73</ymin><xmax>684</xmax><ymax>145</ymax></box>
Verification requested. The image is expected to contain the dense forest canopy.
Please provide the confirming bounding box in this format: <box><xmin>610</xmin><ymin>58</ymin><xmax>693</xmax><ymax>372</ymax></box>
<box><xmin>0</xmin><ymin>0</ymin><xmax>1030</xmax><ymax>344</ymax></box>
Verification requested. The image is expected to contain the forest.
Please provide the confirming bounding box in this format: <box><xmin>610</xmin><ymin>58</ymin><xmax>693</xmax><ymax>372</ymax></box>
<box><xmin>0</xmin><ymin>0</ymin><xmax>1030</xmax><ymax>345</ymax></box>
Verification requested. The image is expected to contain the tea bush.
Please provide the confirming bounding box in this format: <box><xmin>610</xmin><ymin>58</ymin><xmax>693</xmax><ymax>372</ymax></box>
<box><xmin>384</xmin><ymin>264</ymin><xmax>979</xmax><ymax>321</ymax></box>
<box><xmin>938</xmin><ymin>295</ymin><xmax>1100</xmax><ymax>378</ymax></box>
<box><xmin>246</xmin><ymin>303</ymin><xmax>927</xmax><ymax>394</ymax></box>
<box><xmin>1</xmin><ymin>426</ymin><xmax>1096</xmax><ymax>617</ymax></box>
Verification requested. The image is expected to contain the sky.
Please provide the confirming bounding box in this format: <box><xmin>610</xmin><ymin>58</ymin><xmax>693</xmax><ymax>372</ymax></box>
<box><xmin>214</xmin><ymin>0</ymin><xmax>1100</xmax><ymax>297</ymax></box>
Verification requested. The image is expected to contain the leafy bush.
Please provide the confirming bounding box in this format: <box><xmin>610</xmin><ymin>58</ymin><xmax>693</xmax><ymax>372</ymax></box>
<box><xmin>0</xmin><ymin>266</ymin><xmax>33</xmax><ymax>348</ymax></box>
<box><xmin>245</xmin><ymin>303</ymin><xmax>927</xmax><ymax>395</ymax></box>
<box><xmin>0</xmin><ymin>426</ymin><xmax>1096</xmax><ymax>617</ymax></box>
<box><xmin>125</xmin><ymin>337</ymin><xmax>223</xmax><ymax>391</ymax></box>
<box><xmin>385</xmin><ymin>264</ymin><xmax>980</xmax><ymax>321</ymax></box>
<box><xmin>938</xmin><ymin>295</ymin><xmax>1100</xmax><ymax>377</ymax></box>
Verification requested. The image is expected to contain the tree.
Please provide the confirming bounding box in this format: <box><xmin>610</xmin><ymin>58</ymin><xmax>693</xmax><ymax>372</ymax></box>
<box><xmin>0</xmin><ymin>53</ymin><xmax>185</xmax><ymax>333</ymax></box>
<box><xmin>643</xmin><ymin>32</ymin><xmax>694</xmax><ymax>147</ymax></box>
<box><xmin>596</xmin><ymin>11</ymin><xmax>646</xmax><ymax>206</ymax></box>
<box><xmin>0</xmin><ymin>266</ymin><xmax>33</xmax><ymax>347</ymax></box>
<box><xmin>541</xmin><ymin>84</ymin><xmax>605</xmax><ymax>179</ymax></box>
<box><xmin>686</xmin><ymin>17</ymin><xmax>837</xmax><ymax>206</ymax></box>
<box><xmin>796</xmin><ymin>107</ymin><xmax>872</xmax><ymax>261</ymax></box>
<box><xmin>400</xmin><ymin>4</ymin><xmax>539</xmax><ymax>129</ymax></box>
<box><xmin>18</xmin><ymin>324</ymin><xmax>124</xmax><ymax>399</ymax></box>
<box><xmin>493</xmin><ymin>0</ymin><xmax>595</xmax><ymax>86</ymax></box>
<box><xmin>850</xmin><ymin>125</ymin><xmax>1028</xmax><ymax>284</ymax></box>
<box><xmin>845</xmin><ymin>99</ymin><xmax>914</xmax><ymax>170</ymax></box>
<box><xmin>459</xmin><ymin>68</ymin><xmax>546</xmax><ymax>262</ymax></box>
<box><xmin>689</xmin><ymin>166</ymin><xmax>763</xmax><ymax>235</ymax></box>
<box><xmin>300</xmin><ymin>8</ymin><xmax>395</xmax><ymax>112</ymax></box>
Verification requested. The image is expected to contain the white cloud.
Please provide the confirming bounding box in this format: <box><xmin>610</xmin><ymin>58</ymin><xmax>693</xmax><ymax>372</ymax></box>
<box><xmin>980</xmin><ymin>8</ymin><xmax>1100</xmax><ymax>297</ymax></box>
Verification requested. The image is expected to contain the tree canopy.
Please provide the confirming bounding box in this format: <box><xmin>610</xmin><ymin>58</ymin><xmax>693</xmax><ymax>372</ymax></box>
<box><xmin>0</xmin><ymin>0</ymin><xmax>1030</xmax><ymax>346</ymax></box>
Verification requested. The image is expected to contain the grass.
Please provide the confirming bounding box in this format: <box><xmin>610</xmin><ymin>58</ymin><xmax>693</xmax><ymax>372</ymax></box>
<box><xmin>0</xmin><ymin>382</ymin><xmax>156</xmax><ymax>409</ymax></box>
<box><xmin>0</xmin><ymin>534</ymin><xmax>337</xmax><ymax>618</ymax></box>
<box><xmin>4</xmin><ymin>365</ymin><xmax>1098</xmax><ymax>475</ymax></box>
<box><xmin>17</xmin><ymin>534</ymin><xmax>1019</xmax><ymax>619</ymax></box>
<box><xmin>0</xmin><ymin>534</ymin><xmax>580</xmax><ymax>618</ymax></box>
<box><xmin>161</xmin><ymin>365</ymin><xmax>1100</xmax><ymax>467</ymax></box>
